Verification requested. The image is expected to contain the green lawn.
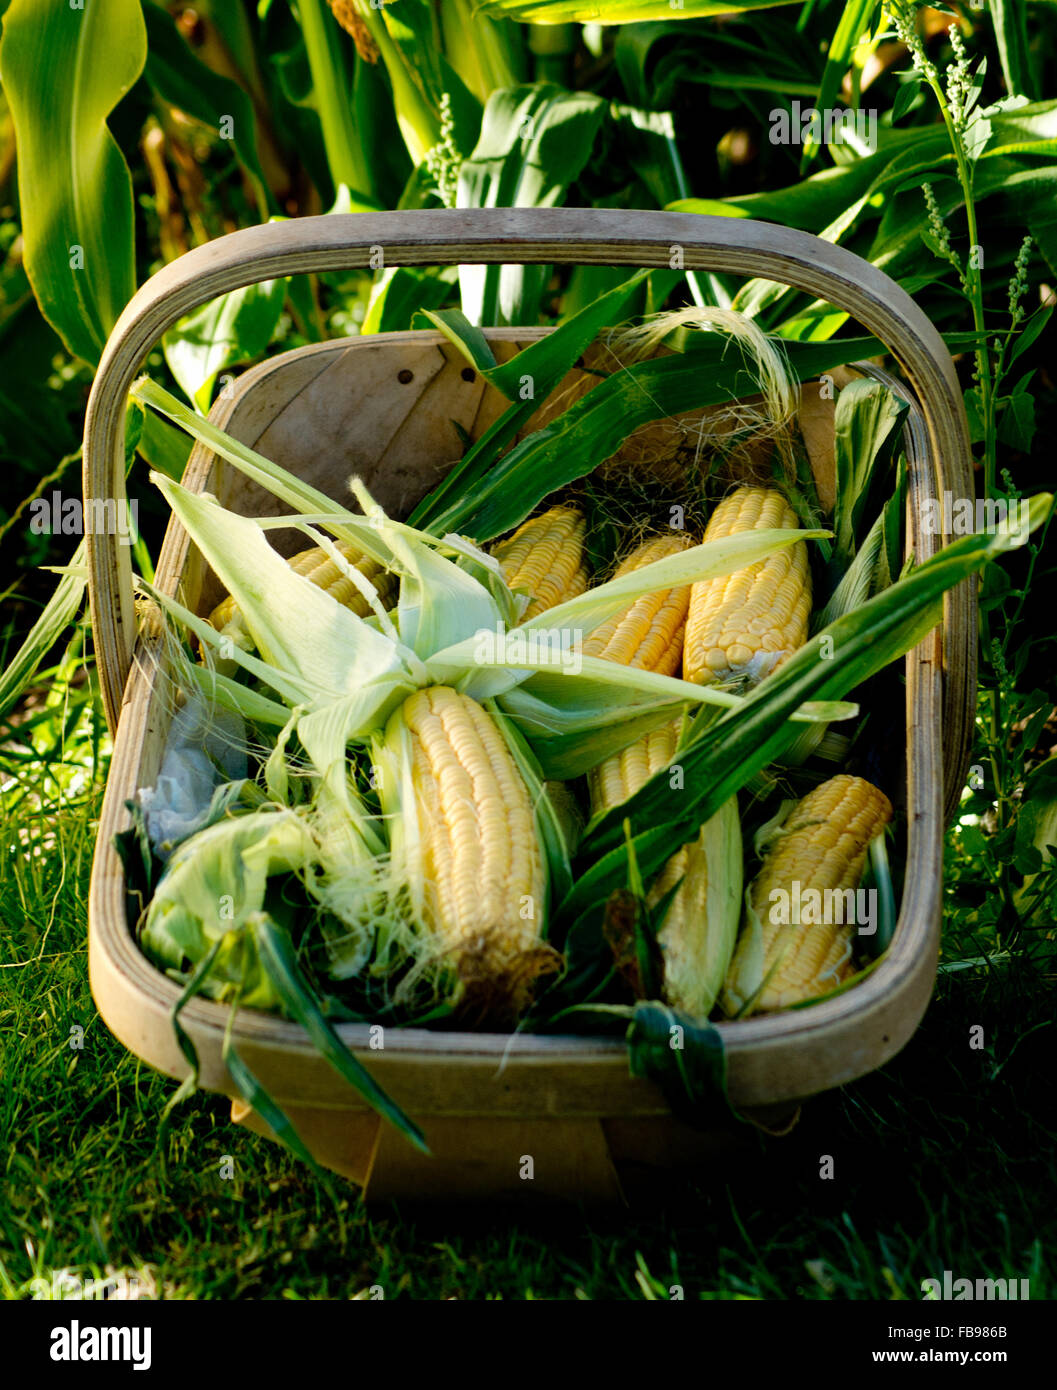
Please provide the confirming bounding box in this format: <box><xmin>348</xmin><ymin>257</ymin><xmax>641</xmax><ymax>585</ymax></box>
<box><xmin>2</xmin><ymin>781</ymin><xmax>1052</xmax><ymax>1302</ymax></box>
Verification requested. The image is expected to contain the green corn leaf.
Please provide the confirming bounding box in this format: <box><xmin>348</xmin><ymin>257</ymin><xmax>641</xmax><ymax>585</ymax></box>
<box><xmin>440</xmin><ymin>0</ymin><xmax>526</xmax><ymax>102</ymax></box>
<box><xmin>618</xmin><ymin>832</ymin><xmax>662</xmax><ymax>1003</ymax></box>
<box><xmin>664</xmin><ymin>794</ymin><xmax>743</xmax><ymax>1019</ymax></box>
<box><xmin>407</xmin><ymin>269</ymin><xmax>649</xmax><ymax>528</ymax></box>
<box><xmin>673</xmin><ymin>122</ymin><xmax>1057</xmax><ymax>320</ymax></box>
<box><xmin>800</xmin><ymin>0</ymin><xmax>879</xmax><ymax>171</ymax></box>
<box><xmin>469</xmin><ymin>273</ymin><xmax>650</xmax><ymax>403</ymax></box>
<box><xmin>0</xmin><ymin>0</ymin><xmax>146</xmax><ymax>363</ymax></box>
<box><xmin>0</xmin><ymin>538</ymin><xmax>87</xmax><ymax>720</ymax></box>
<box><xmin>830</xmin><ymin>378</ymin><xmax>907</xmax><ymax>572</ymax></box>
<box><xmin>433</xmin><ymin>335</ymin><xmax>890</xmax><ymax>541</ymax></box>
<box><xmin>142</xmin><ymin>2</ymin><xmax>270</xmax><ymax>216</ymax></box>
<box><xmin>221</xmin><ymin>1003</ymin><xmax>330</xmax><ymax>1177</ymax></box>
<box><xmin>155</xmin><ymin>935</ymin><xmax>224</xmax><ymax>1140</ymax></box>
<box><xmin>419</xmin><ymin>307</ymin><xmax>500</xmax><ymax>373</ymax></box>
<box><xmin>166</xmin><ymin>939</ymin><xmax>224</xmax><ymax>1092</ymax></box>
<box><xmin>880</xmin><ymin>454</ymin><xmax>908</xmax><ymax>596</ymax></box>
<box><xmin>672</xmin><ymin>100</ymin><xmax>1057</xmax><ymax>264</ymax></box>
<box><xmin>610</xmin><ymin>103</ymin><xmax>688</xmax><ymax>204</ymax></box>
<box><xmin>137</xmin><ymin>410</ymin><xmax>193</xmax><ymax>482</ymax></box>
<box><xmin>560</xmin><ymin>263</ymin><xmax>651</xmax><ymax>322</ymax></box>
<box><xmin>163</xmin><ymin>277</ymin><xmax>287</xmax><ymax>413</ymax></box>
<box><xmin>253</xmin><ymin>915</ymin><xmax>429</xmax><ymax>1153</ymax></box>
<box><xmin>351</xmin><ymin>41</ymin><xmax>414</xmax><ymax>208</ymax></box>
<box><xmin>865</xmin><ymin>833</ymin><xmax>897</xmax><ymax>956</ymax></box>
<box><xmin>474</xmin><ymin>0</ymin><xmax>799</xmax><ymax>20</ymax></box>
<box><xmin>456</xmin><ymin>84</ymin><xmax>607</xmax><ymax>327</ymax></box>
<box><xmin>814</xmin><ymin>510</ymin><xmax>885</xmax><ymax>631</ymax></box>
<box><xmin>668</xmin><ymin>131</ymin><xmax>943</xmax><ymax>234</ymax></box>
<box><xmin>140</xmin><ymin>811</ymin><xmax>317</xmax><ymax>1000</ymax></box>
<box><xmin>613</xmin><ymin>15</ymin><xmax>820</xmax><ymax>110</ymax></box>
<box><xmin>136</xmin><ymin>573</ymin><xmax>326</xmax><ymax>712</ymax></box>
<box><xmin>626</xmin><ymin>1002</ymin><xmax>731</xmax><ymax>1130</ymax></box>
<box><xmin>607</xmin><ymin>102</ymin><xmax>727</xmax><ymax>305</ymax></box>
<box><xmin>350</xmin><ymin>486</ymin><xmax>506</xmax><ymax>660</ymax></box>
<box><xmin>356</xmin><ymin>0</ymin><xmax>480</xmax><ymax>162</ymax></box>
<box><xmin>495</xmin><ymin>691</ymin><xmax>697</xmax><ymax>782</ymax></box>
<box><xmin>148</xmin><ymin>475</ymin><xmax>411</xmax><ymax>704</ymax></box>
<box><xmin>184</xmin><ymin>664</ymin><xmax>291</xmax><ymax>729</ymax></box>
<box><xmin>493</xmin><ymin>679</ymin><xmax>851</xmax><ymax>781</ymax></box>
<box><xmin>190</xmin><ymin>0</ymin><xmax>267</xmax><ymax>98</ymax></box>
<box><xmin>294</xmin><ymin>0</ymin><xmax>373</xmax><ymax>193</ymax></box>
<box><xmin>517</xmin><ymin>529</ymin><xmax>830</xmax><ymax>632</ymax></box>
<box><xmin>991</xmin><ymin>0</ymin><xmax>1037</xmax><ymax>102</ymax></box>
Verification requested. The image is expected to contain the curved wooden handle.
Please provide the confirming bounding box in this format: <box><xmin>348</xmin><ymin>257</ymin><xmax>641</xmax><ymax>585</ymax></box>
<box><xmin>83</xmin><ymin>207</ymin><xmax>975</xmax><ymax>817</ymax></box>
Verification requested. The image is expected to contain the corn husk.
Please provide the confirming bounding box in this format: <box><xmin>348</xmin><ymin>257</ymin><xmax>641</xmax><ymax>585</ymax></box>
<box><xmin>656</xmin><ymin>795</ymin><xmax>743</xmax><ymax>1019</ymax></box>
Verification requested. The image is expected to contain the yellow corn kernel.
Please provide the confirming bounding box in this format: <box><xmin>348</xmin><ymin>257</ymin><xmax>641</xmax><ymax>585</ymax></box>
<box><xmin>721</xmin><ymin>774</ymin><xmax>893</xmax><ymax>1016</ymax></box>
<box><xmin>583</xmin><ymin>533</ymin><xmax>694</xmax><ymax>677</ymax></box>
<box><xmin>206</xmin><ymin>540</ymin><xmax>395</xmax><ymax>647</ymax></box>
<box><xmin>588</xmin><ymin>717</ymin><xmax>741</xmax><ymax>1018</ymax></box>
<box><xmin>683</xmin><ymin>487</ymin><xmax>811</xmax><ymax>687</ymax></box>
<box><xmin>587</xmin><ymin>716</ymin><xmax>682</xmax><ymax>814</ymax></box>
<box><xmin>491</xmin><ymin>506</ymin><xmax>588</xmax><ymax>620</ymax></box>
<box><xmin>399</xmin><ymin>686</ymin><xmax>557</xmax><ymax>1021</ymax></box>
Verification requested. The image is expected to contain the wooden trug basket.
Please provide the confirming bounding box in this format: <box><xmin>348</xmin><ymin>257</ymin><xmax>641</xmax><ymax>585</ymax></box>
<box><xmin>84</xmin><ymin>209</ymin><xmax>975</xmax><ymax>1201</ymax></box>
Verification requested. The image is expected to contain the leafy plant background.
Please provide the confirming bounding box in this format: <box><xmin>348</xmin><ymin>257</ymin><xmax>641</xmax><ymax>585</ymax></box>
<box><xmin>0</xmin><ymin>0</ymin><xmax>1055</xmax><ymax>1299</ymax></box>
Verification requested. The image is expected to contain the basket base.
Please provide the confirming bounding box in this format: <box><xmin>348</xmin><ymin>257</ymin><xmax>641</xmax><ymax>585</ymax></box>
<box><xmin>232</xmin><ymin>1101</ymin><xmax>625</xmax><ymax>1202</ymax></box>
<box><xmin>230</xmin><ymin>1100</ymin><xmax>800</xmax><ymax>1202</ymax></box>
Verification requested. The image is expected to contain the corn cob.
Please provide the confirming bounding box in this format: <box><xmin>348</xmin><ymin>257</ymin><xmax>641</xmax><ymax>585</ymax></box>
<box><xmin>583</xmin><ymin>533</ymin><xmax>694</xmax><ymax>677</ymax></box>
<box><xmin>589</xmin><ymin>717</ymin><xmax>742</xmax><ymax>1018</ymax></box>
<box><xmin>395</xmin><ymin>686</ymin><xmax>558</xmax><ymax>1021</ymax></box>
<box><xmin>490</xmin><ymin>505</ymin><xmax>588</xmax><ymax>620</ymax></box>
<box><xmin>206</xmin><ymin>539</ymin><xmax>396</xmax><ymax>651</ymax></box>
<box><xmin>721</xmin><ymin>774</ymin><xmax>893</xmax><ymax>1016</ymax></box>
<box><xmin>683</xmin><ymin>487</ymin><xmax>811</xmax><ymax>688</ymax></box>
<box><xmin>587</xmin><ymin>718</ymin><xmax>683</xmax><ymax>816</ymax></box>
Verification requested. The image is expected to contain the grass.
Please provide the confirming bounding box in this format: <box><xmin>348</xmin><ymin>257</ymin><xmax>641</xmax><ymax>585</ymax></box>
<box><xmin>1</xmin><ymin>747</ymin><xmax>1054</xmax><ymax>1301</ymax></box>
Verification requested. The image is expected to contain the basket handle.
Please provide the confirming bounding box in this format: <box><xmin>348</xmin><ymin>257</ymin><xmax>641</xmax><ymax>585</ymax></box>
<box><xmin>83</xmin><ymin>207</ymin><xmax>975</xmax><ymax>817</ymax></box>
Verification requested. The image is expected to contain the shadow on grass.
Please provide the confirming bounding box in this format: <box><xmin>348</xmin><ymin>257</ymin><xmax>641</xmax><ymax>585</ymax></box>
<box><xmin>1</xmin><ymin>792</ymin><xmax>1053</xmax><ymax>1300</ymax></box>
